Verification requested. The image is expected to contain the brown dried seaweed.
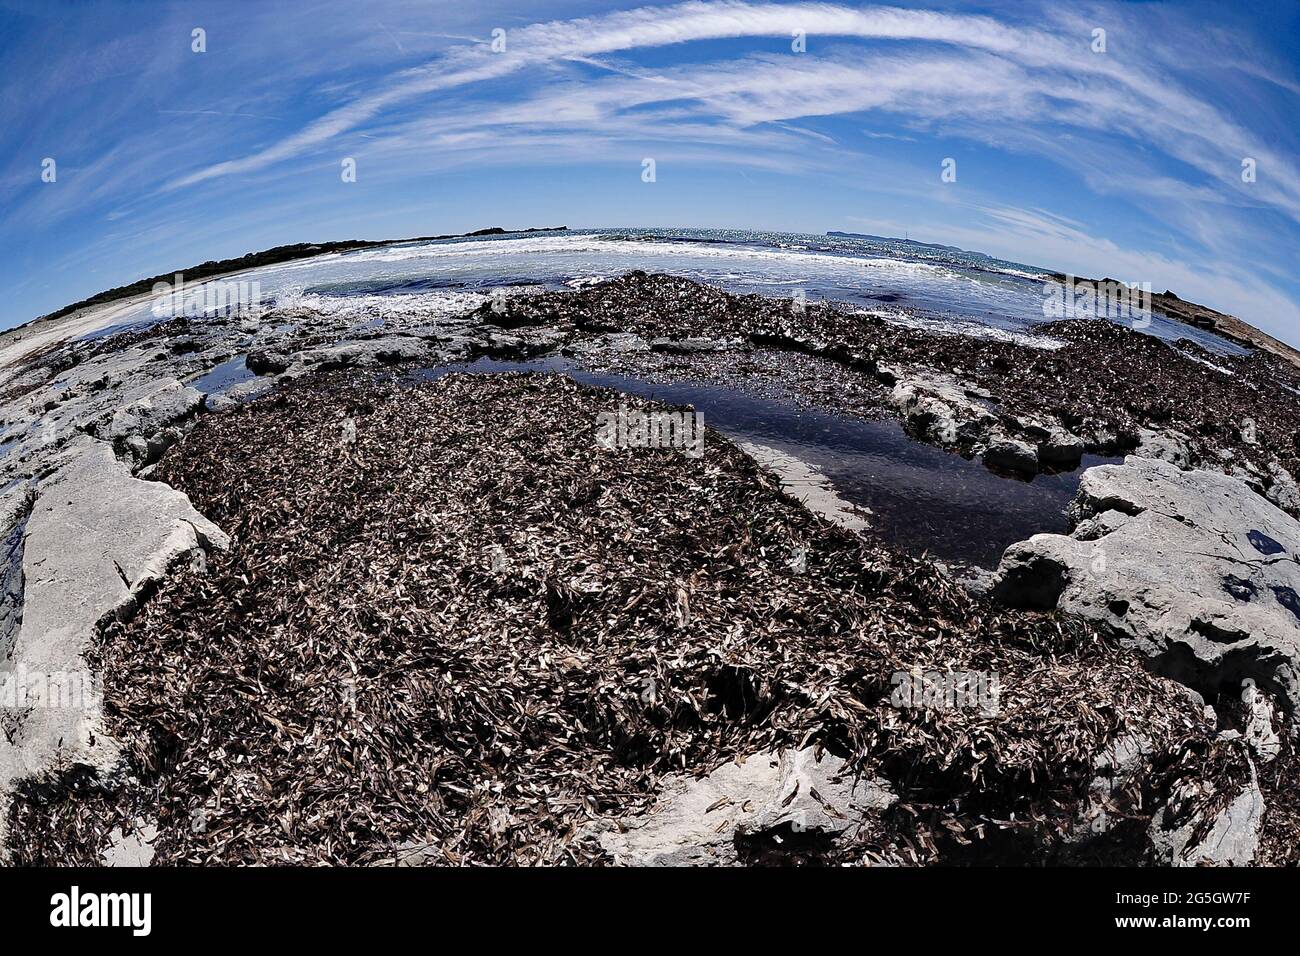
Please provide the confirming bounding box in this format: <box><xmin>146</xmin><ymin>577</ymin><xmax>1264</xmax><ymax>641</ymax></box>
<box><xmin>8</xmin><ymin>369</ymin><xmax>1224</xmax><ymax>865</ymax></box>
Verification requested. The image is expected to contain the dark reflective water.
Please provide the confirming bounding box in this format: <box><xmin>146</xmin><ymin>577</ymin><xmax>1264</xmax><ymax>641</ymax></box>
<box><xmin>414</xmin><ymin>357</ymin><xmax>1116</xmax><ymax>568</ymax></box>
<box><xmin>191</xmin><ymin>355</ymin><xmax>255</xmax><ymax>394</ymax></box>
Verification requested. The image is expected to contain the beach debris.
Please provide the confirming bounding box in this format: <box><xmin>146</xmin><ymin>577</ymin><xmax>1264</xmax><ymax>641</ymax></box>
<box><xmin>5</xmin><ymin>371</ymin><xmax>1220</xmax><ymax>865</ymax></box>
<box><xmin>3</xmin><ymin>268</ymin><xmax>1299</xmax><ymax>866</ymax></box>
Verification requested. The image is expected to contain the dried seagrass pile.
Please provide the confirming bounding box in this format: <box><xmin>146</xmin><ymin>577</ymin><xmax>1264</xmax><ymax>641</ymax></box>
<box><xmin>10</xmin><ymin>370</ymin><xmax>1225</xmax><ymax>864</ymax></box>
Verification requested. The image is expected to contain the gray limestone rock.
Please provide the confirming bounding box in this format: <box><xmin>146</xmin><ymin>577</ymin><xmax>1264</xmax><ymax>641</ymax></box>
<box><xmin>0</xmin><ymin>438</ymin><xmax>228</xmax><ymax>852</ymax></box>
<box><xmin>993</xmin><ymin>456</ymin><xmax>1300</xmax><ymax>710</ymax></box>
<box><xmin>984</xmin><ymin>432</ymin><xmax>1039</xmax><ymax>476</ymax></box>
<box><xmin>649</xmin><ymin>336</ymin><xmax>730</xmax><ymax>354</ymax></box>
<box><xmin>1265</xmin><ymin>460</ymin><xmax>1300</xmax><ymax>516</ymax></box>
<box><xmin>102</xmin><ymin>819</ymin><xmax>158</xmax><ymax>867</ymax></box>
<box><xmin>592</xmin><ymin>748</ymin><xmax>895</xmax><ymax>866</ymax></box>
<box><xmin>94</xmin><ymin>380</ymin><xmax>204</xmax><ymax>445</ymax></box>
<box><xmin>1241</xmin><ymin>679</ymin><xmax>1281</xmax><ymax>763</ymax></box>
<box><xmin>1136</xmin><ymin>427</ymin><xmax>1194</xmax><ymax>469</ymax></box>
<box><xmin>1039</xmin><ymin>427</ymin><xmax>1085</xmax><ymax>468</ymax></box>
<box><xmin>1148</xmin><ymin>770</ymin><xmax>1263</xmax><ymax>867</ymax></box>
<box><xmin>1020</xmin><ymin>419</ymin><xmax>1084</xmax><ymax>468</ymax></box>
<box><xmin>889</xmin><ymin>369</ymin><xmax>997</xmax><ymax>449</ymax></box>
<box><xmin>245</xmin><ymin>349</ymin><xmax>291</xmax><ymax>375</ymax></box>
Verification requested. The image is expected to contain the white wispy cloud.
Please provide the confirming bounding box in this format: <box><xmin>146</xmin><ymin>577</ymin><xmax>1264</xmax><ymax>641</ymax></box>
<box><xmin>165</xmin><ymin>2</ymin><xmax>1036</xmax><ymax>188</ymax></box>
<box><xmin>164</xmin><ymin>1</ymin><xmax>1300</xmax><ymax>228</ymax></box>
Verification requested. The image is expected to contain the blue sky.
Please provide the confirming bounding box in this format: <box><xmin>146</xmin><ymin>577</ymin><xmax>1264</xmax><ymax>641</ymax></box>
<box><xmin>2</xmin><ymin>0</ymin><xmax>1299</xmax><ymax>342</ymax></box>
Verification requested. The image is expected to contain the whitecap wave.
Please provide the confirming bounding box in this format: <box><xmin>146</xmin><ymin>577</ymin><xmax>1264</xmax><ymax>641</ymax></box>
<box><xmin>268</xmin><ymin>285</ymin><xmax>496</xmax><ymax>322</ymax></box>
<box><xmin>340</xmin><ymin>234</ymin><xmax>951</xmax><ymax>279</ymax></box>
<box><xmin>858</xmin><ymin>308</ymin><xmax>1065</xmax><ymax>350</ymax></box>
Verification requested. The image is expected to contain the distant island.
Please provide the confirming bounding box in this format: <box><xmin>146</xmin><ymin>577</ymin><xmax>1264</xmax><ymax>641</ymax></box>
<box><xmin>827</xmin><ymin>230</ymin><xmax>968</xmax><ymax>254</ymax></box>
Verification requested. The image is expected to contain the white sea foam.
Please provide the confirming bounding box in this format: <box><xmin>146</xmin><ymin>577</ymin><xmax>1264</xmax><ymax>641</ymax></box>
<box><xmin>986</xmin><ymin>266</ymin><xmax>1050</xmax><ymax>282</ymax></box>
<box><xmin>1175</xmin><ymin>349</ymin><xmax>1235</xmax><ymax>375</ymax></box>
<box><xmin>859</xmin><ymin>308</ymin><xmax>1065</xmax><ymax>350</ymax></box>
<box><xmin>564</xmin><ymin>274</ymin><xmax>615</xmax><ymax>289</ymax></box>
<box><xmin>342</xmin><ymin>234</ymin><xmax>951</xmax><ymax>279</ymax></box>
<box><xmin>268</xmin><ymin>286</ymin><xmax>498</xmax><ymax>321</ymax></box>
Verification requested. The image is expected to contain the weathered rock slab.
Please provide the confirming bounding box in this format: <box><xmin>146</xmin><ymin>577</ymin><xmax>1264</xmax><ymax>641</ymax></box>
<box><xmin>1</xmin><ymin>439</ymin><xmax>228</xmax><ymax>851</ymax></box>
<box><xmin>984</xmin><ymin>432</ymin><xmax>1039</xmax><ymax>476</ymax></box>
<box><xmin>102</xmin><ymin>819</ymin><xmax>158</xmax><ymax>867</ymax></box>
<box><xmin>592</xmin><ymin>748</ymin><xmax>895</xmax><ymax>866</ymax></box>
<box><xmin>889</xmin><ymin>369</ymin><xmax>996</xmax><ymax>448</ymax></box>
<box><xmin>738</xmin><ymin>441</ymin><xmax>871</xmax><ymax>532</ymax></box>
<box><xmin>993</xmin><ymin>456</ymin><xmax>1300</xmax><ymax>710</ymax></box>
<box><xmin>94</xmin><ymin>380</ymin><xmax>203</xmax><ymax>444</ymax></box>
<box><xmin>1149</xmin><ymin>771</ymin><xmax>1263</xmax><ymax>866</ymax></box>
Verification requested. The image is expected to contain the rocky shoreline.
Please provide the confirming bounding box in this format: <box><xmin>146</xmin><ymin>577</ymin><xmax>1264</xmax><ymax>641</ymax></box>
<box><xmin>1</xmin><ymin>271</ymin><xmax>1297</xmax><ymax>865</ymax></box>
